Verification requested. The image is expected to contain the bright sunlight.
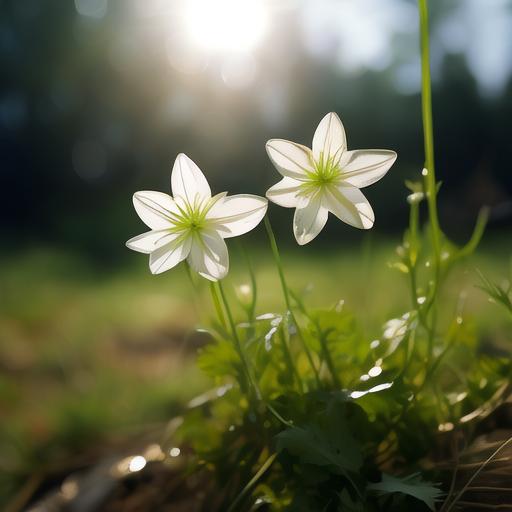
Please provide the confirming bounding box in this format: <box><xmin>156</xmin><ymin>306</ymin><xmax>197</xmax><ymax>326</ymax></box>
<box><xmin>184</xmin><ymin>0</ymin><xmax>268</xmax><ymax>53</ymax></box>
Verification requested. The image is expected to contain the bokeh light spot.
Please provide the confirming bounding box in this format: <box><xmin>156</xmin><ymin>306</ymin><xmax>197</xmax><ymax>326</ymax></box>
<box><xmin>128</xmin><ymin>455</ymin><xmax>146</xmax><ymax>472</ymax></box>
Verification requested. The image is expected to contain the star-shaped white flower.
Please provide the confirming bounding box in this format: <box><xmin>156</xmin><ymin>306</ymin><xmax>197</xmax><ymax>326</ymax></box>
<box><xmin>126</xmin><ymin>153</ymin><xmax>268</xmax><ymax>280</ymax></box>
<box><xmin>265</xmin><ymin>112</ymin><xmax>397</xmax><ymax>245</ymax></box>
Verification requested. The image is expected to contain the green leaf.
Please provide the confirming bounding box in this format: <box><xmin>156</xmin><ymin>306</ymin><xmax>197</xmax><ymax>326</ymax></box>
<box><xmin>476</xmin><ymin>269</ymin><xmax>512</xmax><ymax>315</ymax></box>
<box><xmin>368</xmin><ymin>473</ymin><xmax>443</xmax><ymax>511</ymax></box>
<box><xmin>276</xmin><ymin>404</ymin><xmax>363</xmax><ymax>474</ymax></box>
<box><xmin>197</xmin><ymin>338</ymin><xmax>239</xmax><ymax>379</ymax></box>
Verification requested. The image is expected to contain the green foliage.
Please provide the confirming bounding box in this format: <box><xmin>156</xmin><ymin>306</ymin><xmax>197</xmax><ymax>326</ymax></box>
<box><xmin>176</xmin><ymin>258</ymin><xmax>511</xmax><ymax>510</ymax></box>
<box><xmin>276</xmin><ymin>401</ymin><xmax>363</xmax><ymax>474</ymax></box>
<box><xmin>477</xmin><ymin>268</ymin><xmax>512</xmax><ymax>316</ymax></box>
<box><xmin>368</xmin><ymin>473</ymin><xmax>443</xmax><ymax>511</ymax></box>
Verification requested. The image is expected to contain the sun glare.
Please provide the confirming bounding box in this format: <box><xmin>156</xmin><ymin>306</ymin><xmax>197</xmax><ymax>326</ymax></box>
<box><xmin>184</xmin><ymin>0</ymin><xmax>267</xmax><ymax>53</ymax></box>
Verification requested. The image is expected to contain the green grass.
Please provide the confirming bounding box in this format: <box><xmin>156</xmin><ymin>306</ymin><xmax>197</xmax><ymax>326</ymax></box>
<box><xmin>0</xmin><ymin>236</ymin><xmax>510</xmax><ymax>504</ymax></box>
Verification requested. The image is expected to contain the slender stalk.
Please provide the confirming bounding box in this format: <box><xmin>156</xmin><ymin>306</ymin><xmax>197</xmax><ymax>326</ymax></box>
<box><xmin>316</xmin><ymin>325</ymin><xmax>341</xmax><ymax>388</ymax></box>
<box><xmin>263</xmin><ymin>215</ymin><xmax>321</xmax><ymax>387</ymax></box>
<box><xmin>419</xmin><ymin>0</ymin><xmax>445</xmax><ymax>369</ymax></box>
<box><xmin>209</xmin><ymin>281</ymin><xmax>227</xmax><ymax>330</ymax></box>
<box><xmin>211</xmin><ymin>275</ymin><xmax>295</xmax><ymax>428</ymax></box>
<box><xmin>407</xmin><ymin>197</ymin><xmax>420</xmax><ymax>307</ymax></box>
<box><xmin>227</xmin><ymin>452</ymin><xmax>278</xmax><ymax>512</ymax></box>
<box><xmin>238</xmin><ymin>241</ymin><xmax>258</xmax><ymax>322</ymax></box>
<box><xmin>263</xmin><ymin>216</ymin><xmax>292</xmax><ymax>311</ymax></box>
<box><xmin>279</xmin><ymin>324</ymin><xmax>304</xmax><ymax>393</ymax></box>
<box><xmin>217</xmin><ymin>280</ymin><xmax>261</xmax><ymax>401</ymax></box>
<box><xmin>419</xmin><ymin>0</ymin><xmax>441</xmax><ymax>266</ymax></box>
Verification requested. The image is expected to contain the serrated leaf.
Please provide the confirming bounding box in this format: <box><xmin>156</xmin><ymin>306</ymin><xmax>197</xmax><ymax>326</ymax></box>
<box><xmin>276</xmin><ymin>404</ymin><xmax>362</xmax><ymax>474</ymax></box>
<box><xmin>368</xmin><ymin>473</ymin><xmax>443</xmax><ymax>511</ymax></box>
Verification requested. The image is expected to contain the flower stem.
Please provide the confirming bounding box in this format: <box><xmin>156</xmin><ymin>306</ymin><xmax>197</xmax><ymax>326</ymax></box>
<box><xmin>263</xmin><ymin>215</ymin><xmax>321</xmax><ymax>387</ymax></box>
<box><xmin>216</xmin><ymin>280</ymin><xmax>262</xmax><ymax>401</ymax></box>
<box><xmin>209</xmin><ymin>281</ymin><xmax>227</xmax><ymax>331</ymax></box>
<box><xmin>237</xmin><ymin>240</ymin><xmax>258</xmax><ymax>323</ymax></box>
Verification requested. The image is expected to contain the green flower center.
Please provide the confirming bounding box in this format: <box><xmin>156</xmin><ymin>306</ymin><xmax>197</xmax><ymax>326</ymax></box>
<box><xmin>167</xmin><ymin>193</ymin><xmax>225</xmax><ymax>238</ymax></box>
<box><xmin>301</xmin><ymin>151</ymin><xmax>342</xmax><ymax>195</ymax></box>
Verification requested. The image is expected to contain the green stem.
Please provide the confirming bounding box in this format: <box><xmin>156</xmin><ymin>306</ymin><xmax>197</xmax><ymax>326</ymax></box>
<box><xmin>210</xmin><ymin>281</ymin><xmax>227</xmax><ymax>331</ymax></box>
<box><xmin>263</xmin><ymin>215</ymin><xmax>321</xmax><ymax>387</ymax></box>
<box><xmin>419</xmin><ymin>0</ymin><xmax>443</xmax><ymax>367</ymax></box>
<box><xmin>212</xmin><ymin>279</ymin><xmax>294</xmax><ymax>428</ymax></box>
<box><xmin>419</xmin><ymin>0</ymin><xmax>441</xmax><ymax>266</ymax></box>
<box><xmin>279</xmin><ymin>324</ymin><xmax>304</xmax><ymax>393</ymax></box>
<box><xmin>227</xmin><ymin>452</ymin><xmax>278</xmax><ymax>512</ymax></box>
<box><xmin>217</xmin><ymin>280</ymin><xmax>262</xmax><ymax>401</ymax></box>
<box><xmin>317</xmin><ymin>326</ymin><xmax>341</xmax><ymax>388</ymax></box>
<box><xmin>239</xmin><ymin>242</ymin><xmax>258</xmax><ymax>322</ymax></box>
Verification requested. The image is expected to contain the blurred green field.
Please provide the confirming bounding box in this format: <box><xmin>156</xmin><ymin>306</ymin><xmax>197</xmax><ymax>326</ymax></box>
<box><xmin>0</xmin><ymin>235</ymin><xmax>510</xmax><ymax>504</ymax></box>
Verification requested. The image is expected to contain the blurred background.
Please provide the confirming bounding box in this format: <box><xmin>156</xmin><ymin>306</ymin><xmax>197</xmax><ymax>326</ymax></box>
<box><xmin>1</xmin><ymin>0</ymin><xmax>511</xmax><ymax>507</ymax></box>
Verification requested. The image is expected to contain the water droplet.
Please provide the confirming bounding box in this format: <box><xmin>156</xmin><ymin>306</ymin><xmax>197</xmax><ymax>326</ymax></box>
<box><xmin>370</xmin><ymin>339</ymin><xmax>380</xmax><ymax>349</ymax></box>
<box><xmin>422</xmin><ymin>168</ymin><xmax>428</xmax><ymax>176</ymax></box>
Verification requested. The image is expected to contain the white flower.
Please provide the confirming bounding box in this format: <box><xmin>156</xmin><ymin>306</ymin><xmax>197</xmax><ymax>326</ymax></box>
<box><xmin>265</xmin><ymin>112</ymin><xmax>397</xmax><ymax>245</ymax></box>
<box><xmin>126</xmin><ymin>153</ymin><xmax>268</xmax><ymax>280</ymax></box>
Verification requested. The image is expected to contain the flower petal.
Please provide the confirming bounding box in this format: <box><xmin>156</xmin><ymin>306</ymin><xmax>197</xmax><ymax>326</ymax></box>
<box><xmin>312</xmin><ymin>112</ymin><xmax>346</xmax><ymax>163</ymax></box>
<box><xmin>266</xmin><ymin>177</ymin><xmax>304</xmax><ymax>208</ymax></box>
<box><xmin>340</xmin><ymin>150</ymin><xmax>397</xmax><ymax>188</ymax></box>
<box><xmin>293</xmin><ymin>195</ymin><xmax>328</xmax><ymax>245</ymax></box>
<box><xmin>126</xmin><ymin>230</ymin><xmax>177</xmax><ymax>254</ymax></box>
<box><xmin>188</xmin><ymin>230</ymin><xmax>229</xmax><ymax>281</ymax></box>
<box><xmin>171</xmin><ymin>153</ymin><xmax>211</xmax><ymax>205</ymax></box>
<box><xmin>324</xmin><ymin>185</ymin><xmax>374</xmax><ymax>230</ymax></box>
<box><xmin>266</xmin><ymin>139</ymin><xmax>314</xmax><ymax>180</ymax></box>
<box><xmin>206</xmin><ymin>194</ymin><xmax>268</xmax><ymax>238</ymax></box>
<box><xmin>149</xmin><ymin>235</ymin><xmax>192</xmax><ymax>275</ymax></box>
<box><xmin>133</xmin><ymin>191</ymin><xmax>179</xmax><ymax>230</ymax></box>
